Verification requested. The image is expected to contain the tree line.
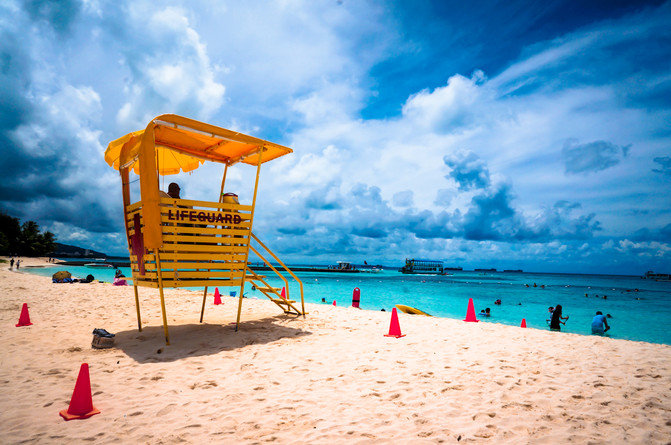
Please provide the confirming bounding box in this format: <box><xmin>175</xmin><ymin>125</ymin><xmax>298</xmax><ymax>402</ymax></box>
<box><xmin>0</xmin><ymin>210</ymin><xmax>56</xmax><ymax>256</ymax></box>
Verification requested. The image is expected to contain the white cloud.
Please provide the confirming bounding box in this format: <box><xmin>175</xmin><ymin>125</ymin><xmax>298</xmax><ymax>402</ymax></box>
<box><xmin>114</xmin><ymin>4</ymin><xmax>225</xmax><ymax>128</ymax></box>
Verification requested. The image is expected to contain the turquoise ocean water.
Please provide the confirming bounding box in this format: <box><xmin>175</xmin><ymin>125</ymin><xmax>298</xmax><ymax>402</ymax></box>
<box><xmin>26</xmin><ymin>265</ymin><xmax>671</xmax><ymax>345</ymax></box>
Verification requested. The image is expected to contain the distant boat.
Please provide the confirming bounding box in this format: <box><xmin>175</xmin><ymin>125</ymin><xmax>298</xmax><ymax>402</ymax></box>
<box><xmin>84</xmin><ymin>263</ymin><xmax>114</xmax><ymax>268</ymax></box>
<box><xmin>503</xmin><ymin>269</ymin><xmax>523</xmax><ymax>273</ymax></box>
<box><xmin>644</xmin><ymin>271</ymin><xmax>670</xmax><ymax>281</ymax></box>
<box><xmin>475</xmin><ymin>268</ymin><xmax>497</xmax><ymax>272</ymax></box>
<box><xmin>400</xmin><ymin>259</ymin><xmax>443</xmax><ymax>274</ymax></box>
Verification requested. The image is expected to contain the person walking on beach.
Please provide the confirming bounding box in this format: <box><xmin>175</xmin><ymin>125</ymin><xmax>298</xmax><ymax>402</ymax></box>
<box><xmin>591</xmin><ymin>311</ymin><xmax>610</xmax><ymax>335</ymax></box>
<box><xmin>549</xmin><ymin>304</ymin><xmax>569</xmax><ymax>331</ymax></box>
<box><xmin>16</xmin><ymin>259</ymin><xmax>20</xmax><ymax>270</ymax></box>
<box><xmin>9</xmin><ymin>258</ymin><xmax>14</xmax><ymax>269</ymax></box>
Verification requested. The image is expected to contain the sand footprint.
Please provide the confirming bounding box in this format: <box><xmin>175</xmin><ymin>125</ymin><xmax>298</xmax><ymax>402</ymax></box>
<box><xmin>157</xmin><ymin>403</ymin><xmax>177</xmax><ymax>416</ymax></box>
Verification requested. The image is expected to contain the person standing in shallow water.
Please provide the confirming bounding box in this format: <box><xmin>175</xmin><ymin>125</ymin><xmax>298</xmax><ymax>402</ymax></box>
<box><xmin>591</xmin><ymin>311</ymin><xmax>610</xmax><ymax>335</ymax></box>
<box><xmin>550</xmin><ymin>304</ymin><xmax>569</xmax><ymax>331</ymax></box>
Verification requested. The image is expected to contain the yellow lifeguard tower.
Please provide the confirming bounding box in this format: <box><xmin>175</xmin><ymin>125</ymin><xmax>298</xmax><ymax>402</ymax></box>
<box><xmin>104</xmin><ymin>114</ymin><xmax>305</xmax><ymax>344</ymax></box>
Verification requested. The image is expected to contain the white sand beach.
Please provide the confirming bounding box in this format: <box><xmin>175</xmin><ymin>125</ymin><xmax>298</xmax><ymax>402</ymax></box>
<box><xmin>1</xmin><ymin>258</ymin><xmax>670</xmax><ymax>443</ymax></box>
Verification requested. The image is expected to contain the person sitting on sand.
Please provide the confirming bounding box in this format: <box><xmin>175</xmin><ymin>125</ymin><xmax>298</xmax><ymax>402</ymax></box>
<box><xmin>549</xmin><ymin>304</ymin><xmax>569</xmax><ymax>331</ymax></box>
<box><xmin>591</xmin><ymin>311</ymin><xmax>610</xmax><ymax>334</ymax></box>
<box><xmin>115</xmin><ymin>268</ymin><xmax>124</xmax><ymax>278</ymax></box>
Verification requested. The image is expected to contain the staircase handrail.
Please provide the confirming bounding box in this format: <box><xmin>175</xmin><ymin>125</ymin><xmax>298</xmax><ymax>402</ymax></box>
<box><xmin>248</xmin><ymin>245</ymin><xmax>290</xmax><ymax>298</ymax></box>
<box><xmin>250</xmin><ymin>231</ymin><xmax>305</xmax><ymax>317</ymax></box>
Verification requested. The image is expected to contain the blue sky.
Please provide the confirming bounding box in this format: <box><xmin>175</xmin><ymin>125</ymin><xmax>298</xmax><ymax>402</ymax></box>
<box><xmin>1</xmin><ymin>0</ymin><xmax>670</xmax><ymax>274</ymax></box>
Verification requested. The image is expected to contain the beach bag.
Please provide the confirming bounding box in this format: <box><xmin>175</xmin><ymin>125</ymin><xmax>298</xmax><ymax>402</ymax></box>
<box><xmin>91</xmin><ymin>334</ymin><xmax>115</xmax><ymax>349</ymax></box>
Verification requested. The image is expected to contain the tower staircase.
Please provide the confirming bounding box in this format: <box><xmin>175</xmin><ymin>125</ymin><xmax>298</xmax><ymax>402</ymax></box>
<box><xmin>245</xmin><ymin>232</ymin><xmax>306</xmax><ymax>316</ymax></box>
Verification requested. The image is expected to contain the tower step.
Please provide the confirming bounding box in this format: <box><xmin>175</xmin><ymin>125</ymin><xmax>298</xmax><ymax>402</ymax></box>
<box><xmin>245</xmin><ymin>275</ymin><xmax>265</xmax><ymax>280</ymax></box>
<box><xmin>258</xmin><ymin>286</ymin><xmax>281</xmax><ymax>293</ymax></box>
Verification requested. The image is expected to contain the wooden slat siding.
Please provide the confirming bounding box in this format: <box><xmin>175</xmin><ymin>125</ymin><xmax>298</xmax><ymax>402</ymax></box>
<box><xmin>130</xmin><ymin>270</ymin><xmax>246</xmax><ymax>280</ymax></box>
<box><xmin>133</xmin><ymin>263</ymin><xmax>245</xmax><ymax>279</ymax></box>
<box><xmin>126</xmin><ymin>201</ymin><xmax>143</xmax><ymax>213</ymax></box>
<box><xmin>138</xmin><ymin>261</ymin><xmax>246</xmax><ymax>271</ymax></box>
<box><xmin>159</xmin><ymin>197</ymin><xmax>253</xmax><ymax>212</ymax></box>
<box><xmin>128</xmin><ymin>226</ymin><xmax>251</xmax><ymax>238</ymax></box>
<box><xmin>123</xmin><ymin>197</ymin><xmax>256</xmax><ymax>293</ymax></box>
<box><xmin>127</xmin><ymin>211</ymin><xmax>252</xmax><ymax>225</ymax></box>
<box><xmin>161</xmin><ymin>279</ymin><xmax>243</xmax><ymax>288</ymax></box>
<box><xmin>126</xmin><ymin>199</ymin><xmax>252</xmax><ymax>214</ymax></box>
<box><xmin>134</xmin><ymin>280</ymin><xmax>158</xmax><ymax>288</ymax></box>
<box><xmin>127</xmin><ymin>215</ymin><xmax>253</xmax><ymax>229</ymax></box>
<box><xmin>154</xmin><ymin>252</ymin><xmax>245</xmax><ymax>261</ymax></box>
<box><xmin>133</xmin><ymin>262</ymin><xmax>246</xmax><ymax>273</ymax></box>
<box><xmin>159</xmin><ymin>209</ymin><xmax>252</xmax><ymax>224</ymax></box>
<box><xmin>133</xmin><ymin>275</ymin><xmax>244</xmax><ymax>284</ymax></box>
<box><xmin>159</xmin><ymin>225</ymin><xmax>251</xmax><ymax>236</ymax></box>
<box><xmin>156</xmin><ymin>243</ymin><xmax>250</xmax><ymax>253</ymax></box>
<box><xmin>162</xmin><ymin>234</ymin><xmax>249</xmax><ymax>244</ymax></box>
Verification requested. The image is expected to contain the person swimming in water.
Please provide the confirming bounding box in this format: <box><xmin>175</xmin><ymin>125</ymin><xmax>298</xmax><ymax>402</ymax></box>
<box><xmin>549</xmin><ymin>304</ymin><xmax>569</xmax><ymax>331</ymax></box>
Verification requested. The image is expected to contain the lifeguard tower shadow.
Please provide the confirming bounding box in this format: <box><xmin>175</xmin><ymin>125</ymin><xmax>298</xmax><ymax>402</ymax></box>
<box><xmin>114</xmin><ymin>317</ymin><xmax>312</xmax><ymax>363</ymax></box>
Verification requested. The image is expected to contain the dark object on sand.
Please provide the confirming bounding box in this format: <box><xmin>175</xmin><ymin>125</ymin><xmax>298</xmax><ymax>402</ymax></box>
<box><xmin>91</xmin><ymin>328</ymin><xmax>115</xmax><ymax>349</ymax></box>
<box><xmin>92</xmin><ymin>335</ymin><xmax>114</xmax><ymax>349</ymax></box>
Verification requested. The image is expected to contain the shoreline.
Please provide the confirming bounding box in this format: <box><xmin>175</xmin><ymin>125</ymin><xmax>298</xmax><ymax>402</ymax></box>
<box><xmin>8</xmin><ymin>256</ymin><xmax>671</xmax><ymax>346</ymax></box>
<box><xmin>1</xmin><ymin>263</ymin><xmax>670</xmax><ymax>443</ymax></box>
<box><xmin>7</xmin><ymin>258</ymin><xmax>671</xmax><ymax>345</ymax></box>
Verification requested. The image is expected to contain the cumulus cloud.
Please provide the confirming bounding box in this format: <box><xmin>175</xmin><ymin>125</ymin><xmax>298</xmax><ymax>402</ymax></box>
<box><xmin>443</xmin><ymin>150</ymin><xmax>491</xmax><ymax>191</ymax></box>
<box><xmin>561</xmin><ymin>139</ymin><xmax>630</xmax><ymax>174</ymax></box>
<box><xmin>631</xmin><ymin>223</ymin><xmax>671</xmax><ymax>243</ymax></box>
<box><xmin>392</xmin><ymin>190</ymin><xmax>413</xmax><ymax>207</ymax></box>
<box><xmin>113</xmin><ymin>5</ymin><xmax>225</xmax><ymax>127</ymax></box>
<box><xmin>23</xmin><ymin>0</ymin><xmax>81</xmax><ymax>35</ymax></box>
<box><xmin>401</xmin><ymin>71</ymin><xmax>490</xmax><ymax>133</ymax></box>
<box><xmin>652</xmin><ymin>156</ymin><xmax>671</xmax><ymax>176</ymax></box>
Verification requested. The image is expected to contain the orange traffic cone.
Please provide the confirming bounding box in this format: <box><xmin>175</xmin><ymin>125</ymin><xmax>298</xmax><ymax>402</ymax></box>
<box><xmin>332</xmin><ymin>300</ymin><xmax>336</xmax><ymax>306</ymax></box>
<box><xmin>59</xmin><ymin>363</ymin><xmax>101</xmax><ymax>421</ymax></box>
<box><xmin>281</xmin><ymin>287</ymin><xmax>286</xmax><ymax>299</ymax></box>
<box><xmin>521</xmin><ymin>318</ymin><xmax>527</xmax><ymax>328</ymax></box>
<box><xmin>463</xmin><ymin>298</ymin><xmax>479</xmax><ymax>322</ymax></box>
<box><xmin>213</xmin><ymin>288</ymin><xmax>222</xmax><ymax>305</ymax></box>
<box><xmin>16</xmin><ymin>303</ymin><xmax>33</xmax><ymax>327</ymax></box>
<box><xmin>384</xmin><ymin>308</ymin><xmax>406</xmax><ymax>338</ymax></box>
